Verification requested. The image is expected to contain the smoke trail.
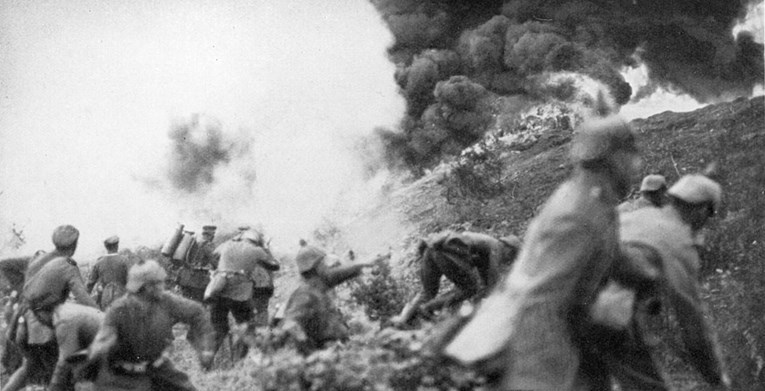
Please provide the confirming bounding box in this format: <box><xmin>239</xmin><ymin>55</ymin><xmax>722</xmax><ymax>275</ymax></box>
<box><xmin>371</xmin><ymin>0</ymin><xmax>764</xmax><ymax>171</ymax></box>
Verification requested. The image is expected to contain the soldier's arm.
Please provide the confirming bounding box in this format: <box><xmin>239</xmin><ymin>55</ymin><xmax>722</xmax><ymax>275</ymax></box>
<box><xmin>165</xmin><ymin>293</ymin><xmax>215</xmax><ymax>355</ymax></box>
<box><xmin>257</xmin><ymin>247</ymin><xmax>280</xmax><ymax>271</ymax></box>
<box><xmin>49</xmin><ymin>317</ymin><xmax>81</xmax><ymax>391</ymax></box>
<box><xmin>613</xmin><ymin>242</ymin><xmax>661</xmax><ymax>291</ymax></box>
<box><xmin>67</xmin><ymin>266</ymin><xmax>98</xmax><ymax>308</ymax></box>
<box><xmin>88</xmin><ymin>308</ymin><xmax>120</xmax><ymax>361</ymax></box>
<box><xmin>668</xmin><ymin>279</ymin><xmax>727</xmax><ymax>385</ymax></box>
<box><xmin>321</xmin><ymin>263</ymin><xmax>365</xmax><ymax>288</ymax></box>
<box><xmin>86</xmin><ymin>263</ymin><xmax>98</xmax><ymax>293</ymax></box>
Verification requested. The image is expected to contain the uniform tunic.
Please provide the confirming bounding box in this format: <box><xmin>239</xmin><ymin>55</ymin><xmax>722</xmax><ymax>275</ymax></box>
<box><xmin>88</xmin><ymin>291</ymin><xmax>214</xmax><ymax>391</ymax></box>
<box><xmin>87</xmin><ymin>253</ymin><xmax>132</xmax><ymax>310</ymax></box>
<box><xmin>614</xmin><ymin>206</ymin><xmax>727</xmax><ymax>386</ymax></box>
<box><xmin>282</xmin><ymin>264</ymin><xmax>363</xmax><ymax>352</ymax></box>
<box><xmin>178</xmin><ymin>240</ymin><xmax>217</xmax><ymax>302</ymax></box>
<box><xmin>417</xmin><ymin>231</ymin><xmax>515</xmax><ymax>311</ymax></box>
<box><xmin>446</xmin><ymin>171</ymin><xmax>622</xmax><ymax>390</ymax></box>
<box><xmin>208</xmin><ymin>238</ymin><xmax>278</xmax><ymax>345</ymax></box>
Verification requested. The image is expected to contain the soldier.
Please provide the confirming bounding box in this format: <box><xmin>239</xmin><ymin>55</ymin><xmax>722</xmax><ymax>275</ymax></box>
<box><xmin>177</xmin><ymin>225</ymin><xmax>218</xmax><ymax>302</ymax></box>
<box><xmin>85</xmin><ymin>259</ymin><xmax>215</xmax><ymax>391</ymax></box>
<box><xmin>445</xmin><ymin>116</ymin><xmax>642</xmax><ymax>390</ymax></box>
<box><xmin>48</xmin><ymin>302</ymin><xmax>103</xmax><ymax>391</ymax></box>
<box><xmin>391</xmin><ymin>231</ymin><xmax>521</xmax><ymax>326</ymax></box>
<box><xmin>206</xmin><ymin>228</ymin><xmax>280</xmax><ymax>359</ymax></box>
<box><xmin>3</xmin><ymin>225</ymin><xmax>97</xmax><ymax>391</ymax></box>
<box><xmin>600</xmin><ymin>174</ymin><xmax>730</xmax><ymax>390</ymax></box>
<box><xmin>86</xmin><ymin>235</ymin><xmax>132</xmax><ymax>310</ymax></box>
<box><xmin>281</xmin><ymin>243</ymin><xmax>388</xmax><ymax>353</ymax></box>
<box><xmin>0</xmin><ymin>255</ymin><xmax>34</xmax><ymax>373</ymax></box>
<box><xmin>618</xmin><ymin>174</ymin><xmax>668</xmax><ymax>213</ymax></box>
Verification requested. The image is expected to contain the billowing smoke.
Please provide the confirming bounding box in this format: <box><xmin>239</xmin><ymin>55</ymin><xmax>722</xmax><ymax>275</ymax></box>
<box><xmin>371</xmin><ymin>0</ymin><xmax>764</xmax><ymax>171</ymax></box>
<box><xmin>166</xmin><ymin>115</ymin><xmax>235</xmax><ymax>193</ymax></box>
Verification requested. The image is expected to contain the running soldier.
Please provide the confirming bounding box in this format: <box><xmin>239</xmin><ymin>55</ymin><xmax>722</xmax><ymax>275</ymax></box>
<box><xmin>86</xmin><ymin>235</ymin><xmax>132</xmax><ymax>310</ymax></box>
<box><xmin>85</xmin><ymin>260</ymin><xmax>215</xmax><ymax>391</ymax></box>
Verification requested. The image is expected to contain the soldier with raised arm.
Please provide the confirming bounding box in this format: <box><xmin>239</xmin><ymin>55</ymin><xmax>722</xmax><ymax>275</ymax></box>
<box><xmin>282</xmin><ymin>243</ymin><xmax>388</xmax><ymax>353</ymax></box>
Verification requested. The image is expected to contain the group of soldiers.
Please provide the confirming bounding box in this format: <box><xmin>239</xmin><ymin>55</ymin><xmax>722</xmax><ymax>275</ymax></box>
<box><xmin>0</xmin><ymin>114</ymin><xmax>731</xmax><ymax>390</ymax></box>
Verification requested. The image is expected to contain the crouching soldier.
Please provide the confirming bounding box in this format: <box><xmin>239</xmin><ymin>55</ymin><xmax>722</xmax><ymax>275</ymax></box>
<box><xmin>597</xmin><ymin>174</ymin><xmax>731</xmax><ymax>390</ymax></box>
<box><xmin>85</xmin><ymin>260</ymin><xmax>215</xmax><ymax>391</ymax></box>
<box><xmin>281</xmin><ymin>243</ymin><xmax>388</xmax><ymax>354</ymax></box>
<box><xmin>3</xmin><ymin>225</ymin><xmax>97</xmax><ymax>391</ymax></box>
<box><xmin>205</xmin><ymin>228</ymin><xmax>280</xmax><ymax>359</ymax></box>
<box><xmin>391</xmin><ymin>231</ymin><xmax>521</xmax><ymax>327</ymax></box>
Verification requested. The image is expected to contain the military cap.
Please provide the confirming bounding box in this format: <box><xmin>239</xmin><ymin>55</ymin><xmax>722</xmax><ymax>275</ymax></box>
<box><xmin>237</xmin><ymin>225</ymin><xmax>252</xmax><ymax>231</ymax></box>
<box><xmin>668</xmin><ymin>174</ymin><xmax>722</xmax><ymax>212</ymax></box>
<box><xmin>52</xmin><ymin>225</ymin><xmax>79</xmax><ymax>249</ymax></box>
<box><xmin>640</xmin><ymin>175</ymin><xmax>667</xmax><ymax>192</ymax></box>
<box><xmin>126</xmin><ymin>260</ymin><xmax>167</xmax><ymax>293</ymax></box>
<box><xmin>104</xmin><ymin>235</ymin><xmax>120</xmax><ymax>246</ymax></box>
<box><xmin>202</xmin><ymin>225</ymin><xmax>217</xmax><ymax>233</ymax></box>
<box><xmin>570</xmin><ymin>116</ymin><xmax>637</xmax><ymax>163</ymax></box>
<box><xmin>499</xmin><ymin>234</ymin><xmax>522</xmax><ymax>249</ymax></box>
<box><xmin>295</xmin><ymin>245</ymin><xmax>326</xmax><ymax>273</ymax></box>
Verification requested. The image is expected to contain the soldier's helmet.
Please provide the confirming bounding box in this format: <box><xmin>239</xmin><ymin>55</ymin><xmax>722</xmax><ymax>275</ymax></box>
<box><xmin>668</xmin><ymin>174</ymin><xmax>722</xmax><ymax>213</ymax></box>
<box><xmin>295</xmin><ymin>245</ymin><xmax>326</xmax><ymax>273</ymax></box>
<box><xmin>52</xmin><ymin>225</ymin><xmax>79</xmax><ymax>249</ymax></box>
<box><xmin>640</xmin><ymin>174</ymin><xmax>667</xmax><ymax>192</ymax></box>
<box><xmin>570</xmin><ymin>116</ymin><xmax>637</xmax><ymax>163</ymax></box>
<box><xmin>126</xmin><ymin>260</ymin><xmax>167</xmax><ymax>293</ymax></box>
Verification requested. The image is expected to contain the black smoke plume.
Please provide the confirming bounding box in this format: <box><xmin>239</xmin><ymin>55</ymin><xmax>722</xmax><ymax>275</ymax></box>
<box><xmin>166</xmin><ymin>114</ymin><xmax>233</xmax><ymax>192</ymax></box>
<box><xmin>371</xmin><ymin>0</ymin><xmax>764</xmax><ymax>171</ymax></box>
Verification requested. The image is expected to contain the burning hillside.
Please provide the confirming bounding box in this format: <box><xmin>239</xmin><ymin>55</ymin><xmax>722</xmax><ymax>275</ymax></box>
<box><xmin>371</xmin><ymin>0</ymin><xmax>764</xmax><ymax>171</ymax></box>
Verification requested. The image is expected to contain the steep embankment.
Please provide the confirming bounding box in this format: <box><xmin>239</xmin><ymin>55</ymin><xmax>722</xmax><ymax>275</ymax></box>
<box><xmin>380</xmin><ymin>96</ymin><xmax>764</xmax><ymax>389</ymax></box>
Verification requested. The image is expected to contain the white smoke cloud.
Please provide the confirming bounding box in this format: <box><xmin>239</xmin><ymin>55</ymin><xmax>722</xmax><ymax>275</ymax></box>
<box><xmin>0</xmin><ymin>1</ymin><xmax>405</xmax><ymax>259</ymax></box>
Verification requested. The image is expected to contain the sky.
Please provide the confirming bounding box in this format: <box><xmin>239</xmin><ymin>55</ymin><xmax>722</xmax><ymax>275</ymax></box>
<box><xmin>0</xmin><ymin>1</ymin><xmax>762</xmax><ymax>260</ymax></box>
<box><xmin>0</xmin><ymin>0</ymin><xmax>404</xmax><ymax>259</ymax></box>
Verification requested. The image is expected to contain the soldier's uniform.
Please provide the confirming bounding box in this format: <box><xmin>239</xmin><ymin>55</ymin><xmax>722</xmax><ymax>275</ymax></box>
<box><xmin>87</xmin><ymin>260</ymin><xmax>215</xmax><ymax>391</ymax></box>
<box><xmin>446</xmin><ymin>116</ymin><xmax>641</xmax><ymax>390</ymax></box>
<box><xmin>87</xmin><ymin>236</ymin><xmax>132</xmax><ymax>310</ymax></box>
<box><xmin>0</xmin><ymin>255</ymin><xmax>32</xmax><ymax>373</ymax></box>
<box><xmin>48</xmin><ymin>302</ymin><xmax>103</xmax><ymax>391</ymax></box>
<box><xmin>282</xmin><ymin>245</ymin><xmax>368</xmax><ymax>353</ymax></box>
<box><xmin>4</xmin><ymin>225</ymin><xmax>97</xmax><ymax>391</ymax></box>
<box><xmin>207</xmin><ymin>229</ymin><xmax>279</xmax><ymax>357</ymax></box>
<box><xmin>394</xmin><ymin>231</ymin><xmax>520</xmax><ymax>325</ymax></box>
<box><xmin>178</xmin><ymin>226</ymin><xmax>218</xmax><ymax>302</ymax></box>
<box><xmin>602</xmin><ymin>174</ymin><xmax>728</xmax><ymax>390</ymax></box>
